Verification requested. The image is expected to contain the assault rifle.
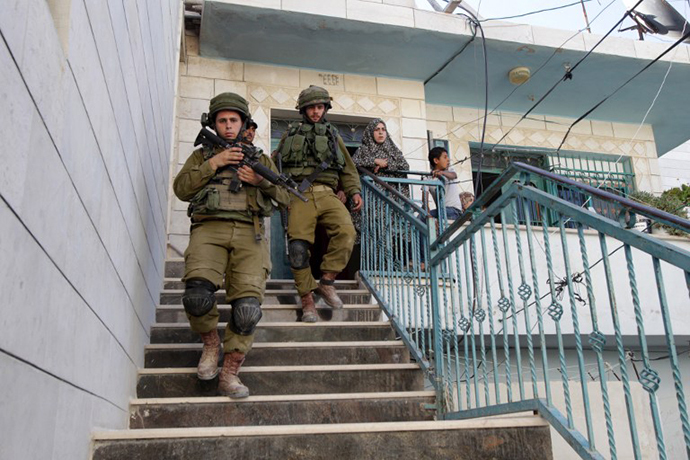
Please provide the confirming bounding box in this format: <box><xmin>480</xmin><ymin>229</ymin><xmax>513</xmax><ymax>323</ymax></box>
<box><xmin>194</xmin><ymin>126</ymin><xmax>308</xmax><ymax>202</ymax></box>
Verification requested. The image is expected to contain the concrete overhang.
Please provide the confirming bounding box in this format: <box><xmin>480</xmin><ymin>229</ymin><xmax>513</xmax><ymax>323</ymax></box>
<box><xmin>198</xmin><ymin>1</ymin><xmax>690</xmax><ymax>155</ymax></box>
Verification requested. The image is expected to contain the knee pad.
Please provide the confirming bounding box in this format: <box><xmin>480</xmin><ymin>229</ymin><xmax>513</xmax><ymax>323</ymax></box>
<box><xmin>288</xmin><ymin>239</ymin><xmax>310</xmax><ymax>270</ymax></box>
<box><xmin>182</xmin><ymin>278</ymin><xmax>217</xmax><ymax>317</ymax></box>
<box><xmin>229</xmin><ymin>297</ymin><xmax>262</xmax><ymax>335</ymax></box>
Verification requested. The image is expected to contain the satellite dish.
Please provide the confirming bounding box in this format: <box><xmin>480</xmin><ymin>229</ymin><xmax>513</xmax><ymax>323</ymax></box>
<box><xmin>621</xmin><ymin>0</ymin><xmax>690</xmax><ymax>43</ymax></box>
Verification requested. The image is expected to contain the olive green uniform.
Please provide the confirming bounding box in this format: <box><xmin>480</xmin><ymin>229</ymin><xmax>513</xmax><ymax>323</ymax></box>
<box><xmin>278</xmin><ymin>122</ymin><xmax>361</xmax><ymax>296</ymax></box>
<box><xmin>174</xmin><ymin>146</ymin><xmax>290</xmax><ymax>353</ymax></box>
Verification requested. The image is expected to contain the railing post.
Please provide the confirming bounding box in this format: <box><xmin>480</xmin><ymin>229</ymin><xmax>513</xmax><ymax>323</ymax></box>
<box><xmin>427</xmin><ymin>215</ymin><xmax>446</xmax><ymax>416</ymax></box>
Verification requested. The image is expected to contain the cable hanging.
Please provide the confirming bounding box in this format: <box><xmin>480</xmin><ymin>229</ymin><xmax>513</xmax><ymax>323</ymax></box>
<box><xmin>441</xmin><ymin>0</ymin><xmax>621</xmax><ymax>169</ymax></box>
<box><xmin>491</xmin><ymin>0</ymin><xmax>645</xmax><ymax>151</ymax></box>
<box><xmin>555</xmin><ymin>27</ymin><xmax>690</xmax><ymax>153</ymax></box>
<box><xmin>481</xmin><ymin>0</ymin><xmax>594</xmax><ymax>23</ymax></box>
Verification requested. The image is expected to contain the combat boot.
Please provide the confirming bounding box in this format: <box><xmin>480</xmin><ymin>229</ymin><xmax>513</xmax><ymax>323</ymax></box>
<box><xmin>315</xmin><ymin>272</ymin><xmax>343</xmax><ymax>309</ymax></box>
<box><xmin>218</xmin><ymin>351</ymin><xmax>249</xmax><ymax>398</ymax></box>
<box><xmin>197</xmin><ymin>330</ymin><xmax>221</xmax><ymax>380</ymax></box>
<box><xmin>300</xmin><ymin>292</ymin><xmax>318</xmax><ymax>323</ymax></box>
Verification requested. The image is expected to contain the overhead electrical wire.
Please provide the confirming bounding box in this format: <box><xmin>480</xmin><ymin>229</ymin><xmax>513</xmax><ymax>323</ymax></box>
<box><xmin>451</xmin><ymin>5</ymin><xmax>490</xmax><ymax>197</ymax></box>
<box><xmin>414</xmin><ymin>0</ymin><xmax>619</xmax><ymax>162</ymax></box>
<box><xmin>490</xmin><ymin>0</ymin><xmax>645</xmax><ymax>152</ymax></box>
<box><xmin>555</xmin><ymin>27</ymin><xmax>690</xmax><ymax>153</ymax></box>
<box><xmin>481</xmin><ymin>0</ymin><xmax>594</xmax><ymax>23</ymax></box>
<box><xmin>439</xmin><ymin>0</ymin><xmax>619</xmax><ymax>169</ymax></box>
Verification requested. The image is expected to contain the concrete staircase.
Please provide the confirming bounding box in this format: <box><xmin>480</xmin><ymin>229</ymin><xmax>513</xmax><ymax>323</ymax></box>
<box><xmin>91</xmin><ymin>260</ymin><xmax>553</xmax><ymax>459</ymax></box>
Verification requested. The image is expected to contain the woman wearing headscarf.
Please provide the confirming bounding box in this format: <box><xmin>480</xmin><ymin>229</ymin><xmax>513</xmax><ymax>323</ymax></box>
<box><xmin>344</xmin><ymin>119</ymin><xmax>410</xmax><ymax>276</ymax></box>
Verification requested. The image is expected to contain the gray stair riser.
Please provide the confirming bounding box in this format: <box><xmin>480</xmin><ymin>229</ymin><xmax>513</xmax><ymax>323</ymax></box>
<box><xmin>159</xmin><ymin>291</ymin><xmax>371</xmax><ymax>305</ymax></box>
<box><xmin>145</xmin><ymin>346</ymin><xmax>409</xmax><ymax>368</ymax></box>
<box><xmin>129</xmin><ymin>397</ymin><xmax>435</xmax><ymax>428</ymax></box>
<box><xmin>156</xmin><ymin>307</ymin><xmax>381</xmax><ymax>323</ymax></box>
<box><xmin>93</xmin><ymin>426</ymin><xmax>553</xmax><ymax>460</ymax></box>
<box><xmin>150</xmin><ymin>326</ymin><xmax>395</xmax><ymax>344</ymax></box>
<box><xmin>164</xmin><ymin>280</ymin><xmax>361</xmax><ymax>290</ymax></box>
<box><xmin>137</xmin><ymin>369</ymin><xmax>424</xmax><ymax>398</ymax></box>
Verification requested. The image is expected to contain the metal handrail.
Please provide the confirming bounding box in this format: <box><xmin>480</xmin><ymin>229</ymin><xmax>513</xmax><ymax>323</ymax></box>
<box><xmin>359</xmin><ymin>167</ymin><xmax>690</xmax><ymax>460</ymax></box>
<box><xmin>356</xmin><ymin>166</ymin><xmax>431</xmax><ymax>218</ymax></box>
<box><xmin>434</xmin><ymin>161</ymin><xmax>689</xmax><ymax>248</ymax></box>
<box><xmin>513</xmin><ymin>162</ymin><xmax>690</xmax><ymax>232</ymax></box>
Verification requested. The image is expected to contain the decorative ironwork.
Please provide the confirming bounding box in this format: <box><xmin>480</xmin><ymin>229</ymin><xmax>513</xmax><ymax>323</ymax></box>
<box><xmin>517</xmin><ymin>283</ymin><xmax>532</xmax><ymax>301</ymax></box>
<box><xmin>547</xmin><ymin>301</ymin><xmax>564</xmax><ymax>321</ymax></box>
<box><xmin>357</xmin><ymin>161</ymin><xmax>689</xmax><ymax>460</ymax></box>
<box><xmin>497</xmin><ymin>296</ymin><xmax>511</xmax><ymax>312</ymax></box>
<box><xmin>458</xmin><ymin>316</ymin><xmax>471</xmax><ymax>332</ymax></box>
<box><xmin>640</xmin><ymin>368</ymin><xmax>661</xmax><ymax>393</ymax></box>
<box><xmin>588</xmin><ymin>330</ymin><xmax>606</xmax><ymax>353</ymax></box>
<box><xmin>474</xmin><ymin>308</ymin><xmax>486</xmax><ymax>322</ymax></box>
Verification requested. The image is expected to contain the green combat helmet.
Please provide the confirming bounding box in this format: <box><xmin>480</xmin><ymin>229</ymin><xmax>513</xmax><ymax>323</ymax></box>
<box><xmin>203</xmin><ymin>92</ymin><xmax>251</xmax><ymax>127</ymax></box>
<box><xmin>296</xmin><ymin>85</ymin><xmax>333</xmax><ymax>113</ymax></box>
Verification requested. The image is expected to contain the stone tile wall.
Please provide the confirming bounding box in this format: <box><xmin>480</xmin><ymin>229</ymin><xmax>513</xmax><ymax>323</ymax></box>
<box><xmin>427</xmin><ymin>104</ymin><xmax>663</xmax><ymax>195</ymax></box>
<box><xmin>170</xmin><ymin>35</ymin><xmax>428</xmax><ymax>255</ymax></box>
<box><xmin>0</xmin><ymin>1</ymin><xmax>180</xmax><ymax>458</ymax></box>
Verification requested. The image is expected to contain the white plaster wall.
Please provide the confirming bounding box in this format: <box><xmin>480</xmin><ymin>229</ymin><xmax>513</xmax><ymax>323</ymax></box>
<box><xmin>0</xmin><ymin>1</ymin><xmax>180</xmax><ymax>458</ymax></box>
<box><xmin>453</xmin><ymin>353</ymin><xmax>690</xmax><ymax>459</ymax></box>
<box><xmin>659</xmin><ymin>141</ymin><xmax>690</xmax><ymax>191</ymax></box>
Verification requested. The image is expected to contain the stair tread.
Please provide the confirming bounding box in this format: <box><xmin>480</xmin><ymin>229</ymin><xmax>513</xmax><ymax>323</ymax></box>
<box><xmin>95</xmin><ymin>417</ymin><xmax>548</xmax><ymax>440</ymax></box>
<box><xmin>130</xmin><ymin>390</ymin><xmax>435</xmax><ymax>405</ymax></box>
<box><xmin>139</xmin><ymin>363</ymin><xmax>420</xmax><ymax>375</ymax></box>
<box><xmin>164</xmin><ymin>278</ymin><xmax>360</xmax><ymax>285</ymax></box>
<box><xmin>161</xmin><ymin>289</ymin><xmax>370</xmax><ymax>294</ymax></box>
<box><xmin>156</xmin><ymin>304</ymin><xmax>377</xmax><ymax>309</ymax></box>
<box><xmin>151</xmin><ymin>321</ymin><xmax>391</xmax><ymax>328</ymax></box>
<box><xmin>145</xmin><ymin>340</ymin><xmax>405</xmax><ymax>350</ymax></box>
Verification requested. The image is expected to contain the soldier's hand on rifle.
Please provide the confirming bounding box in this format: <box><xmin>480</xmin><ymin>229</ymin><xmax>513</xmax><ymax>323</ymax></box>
<box><xmin>237</xmin><ymin>165</ymin><xmax>263</xmax><ymax>186</ymax></box>
<box><xmin>351</xmin><ymin>193</ymin><xmax>363</xmax><ymax>212</ymax></box>
<box><xmin>209</xmin><ymin>146</ymin><xmax>243</xmax><ymax>171</ymax></box>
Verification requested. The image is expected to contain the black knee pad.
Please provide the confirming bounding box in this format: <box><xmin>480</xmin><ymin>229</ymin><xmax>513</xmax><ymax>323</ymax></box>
<box><xmin>229</xmin><ymin>297</ymin><xmax>262</xmax><ymax>336</ymax></box>
<box><xmin>182</xmin><ymin>278</ymin><xmax>217</xmax><ymax>317</ymax></box>
<box><xmin>288</xmin><ymin>239</ymin><xmax>310</xmax><ymax>269</ymax></box>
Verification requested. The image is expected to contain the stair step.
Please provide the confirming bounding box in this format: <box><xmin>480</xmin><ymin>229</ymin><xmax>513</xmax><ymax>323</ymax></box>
<box><xmin>159</xmin><ymin>289</ymin><xmax>371</xmax><ymax>305</ymax></box>
<box><xmin>150</xmin><ymin>322</ymin><xmax>396</xmax><ymax>344</ymax></box>
<box><xmin>156</xmin><ymin>304</ymin><xmax>381</xmax><ymax>323</ymax></box>
<box><xmin>129</xmin><ymin>391</ymin><xmax>435</xmax><ymax>428</ymax></box>
<box><xmin>136</xmin><ymin>364</ymin><xmax>424</xmax><ymax>398</ymax></box>
<box><xmin>145</xmin><ymin>341</ymin><xmax>410</xmax><ymax>368</ymax></box>
<box><xmin>93</xmin><ymin>418</ymin><xmax>552</xmax><ymax>460</ymax></box>
<box><xmin>163</xmin><ymin>278</ymin><xmax>361</xmax><ymax>290</ymax></box>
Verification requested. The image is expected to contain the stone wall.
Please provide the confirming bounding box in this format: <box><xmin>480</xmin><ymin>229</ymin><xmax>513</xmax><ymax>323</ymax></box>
<box><xmin>0</xmin><ymin>1</ymin><xmax>179</xmax><ymax>458</ymax></box>
<box><xmin>426</xmin><ymin>104</ymin><xmax>663</xmax><ymax>195</ymax></box>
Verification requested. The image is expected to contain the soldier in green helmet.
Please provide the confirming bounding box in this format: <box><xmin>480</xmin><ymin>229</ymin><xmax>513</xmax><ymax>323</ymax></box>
<box><xmin>274</xmin><ymin>85</ymin><xmax>363</xmax><ymax>322</ymax></box>
<box><xmin>173</xmin><ymin>92</ymin><xmax>290</xmax><ymax>397</ymax></box>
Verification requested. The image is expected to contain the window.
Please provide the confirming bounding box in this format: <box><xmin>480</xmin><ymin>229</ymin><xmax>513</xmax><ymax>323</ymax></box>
<box><xmin>469</xmin><ymin>143</ymin><xmax>636</xmax><ymax>225</ymax></box>
<box><xmin>431</xmin><ymin>139</ymin><xmax>449</xmax><ymax>152</ymax></box>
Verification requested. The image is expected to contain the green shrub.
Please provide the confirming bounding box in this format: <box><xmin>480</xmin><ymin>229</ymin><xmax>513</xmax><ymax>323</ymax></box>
<box><xmin>629</xmin><ymin>189</ymin><xmax>688</xmax><ymax>237</ymax></box>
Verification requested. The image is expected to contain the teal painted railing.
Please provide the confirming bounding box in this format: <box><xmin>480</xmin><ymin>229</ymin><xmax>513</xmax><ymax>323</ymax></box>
<box><xmin>359</xmin><ymin>163</ymin><xmax>690</xmax><ymax>460</ymax></box>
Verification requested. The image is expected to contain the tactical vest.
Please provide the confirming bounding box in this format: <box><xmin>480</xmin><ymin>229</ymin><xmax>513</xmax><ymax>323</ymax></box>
<box><xmin>278</xmin><ymin>121</ymin><xmax>346</xmax><ymax>181</ymax></box>
<box><xmin>187</xmin><ymin>147</ymin><xmax>275</xmax><ymax>220</ymax></box>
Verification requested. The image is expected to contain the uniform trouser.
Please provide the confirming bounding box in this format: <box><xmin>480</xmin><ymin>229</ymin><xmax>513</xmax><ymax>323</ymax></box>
<box><xmin>182</xmin><ymin>219</ymin><xmax>270</xmax><ymax>353</ymax></box>
<box><xmin>287</xmin><ymin>186</ymin><xmax>356</xmax><ymax>296</ymax></box>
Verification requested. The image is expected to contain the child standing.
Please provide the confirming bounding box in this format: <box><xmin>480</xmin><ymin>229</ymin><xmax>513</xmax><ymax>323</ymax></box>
<box><xmin>426</xmin><ymin>146</ymin><xmax>464</xmax><ymax>220</ymax></box>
